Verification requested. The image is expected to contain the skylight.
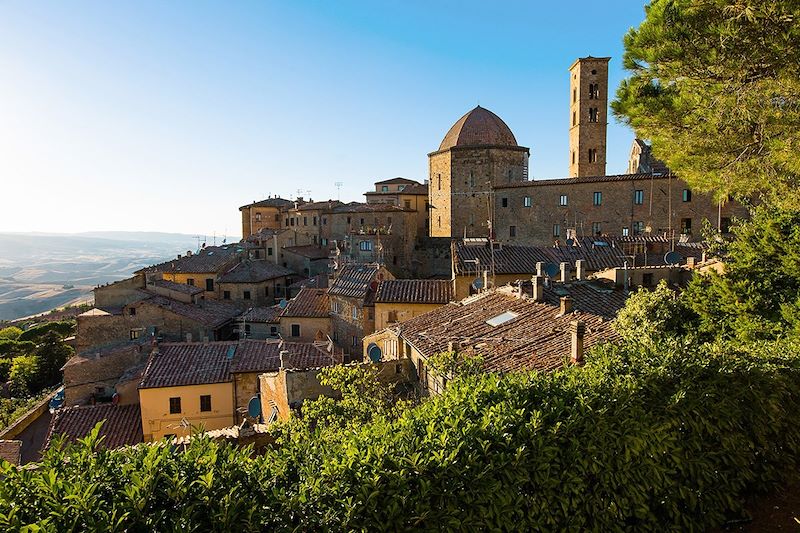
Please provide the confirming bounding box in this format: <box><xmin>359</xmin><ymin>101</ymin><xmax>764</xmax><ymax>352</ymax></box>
<box><xmin>485</xmin><ymin>311</ymin><xmax>519</xmax><ymax>327</ymax></box>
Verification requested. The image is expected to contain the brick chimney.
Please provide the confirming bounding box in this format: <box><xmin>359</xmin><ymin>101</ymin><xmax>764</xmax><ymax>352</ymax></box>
<box><xmin>686</xmin><ymin>257</ymin><xmax>696</xmax><ymax>268</ymax></box>
<box><xmin>575</xmin><ymin>260</ymin><xmax>586</xmax><ymax>281</ymax></box>
<box><xmin>570</xmin><ymin>319</ymin><xmax>586</xmax><ymax>365</ymax></box>
<box><xmin>560</xmin><ymin>296</ymin><xmax>573</xmax><ymax>316</ymax></box>
<box><xmin>560</xmin><ymin>262</ymin><xmax>571</xmax><ymax>283</ymax></box>
<box><xmin>536</xmin><ymin>262</ymin><xmax>544</xmax><ymax>277</ymax></box>
<box><xmin>532</xmin><ymin>275</ymin><xmax>545</xmax><ymax>302</ymax></box>
<box><xmin>280</xmin><ymin>350</ymin><xmax>289</xmax><ymax>370</ymax></box>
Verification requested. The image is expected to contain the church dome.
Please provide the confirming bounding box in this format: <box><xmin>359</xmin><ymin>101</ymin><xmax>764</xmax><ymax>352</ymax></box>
<box><xmin>438</xmin><ymin>106</ymin><xmax>518</xmax><ymax>151</ymax></box>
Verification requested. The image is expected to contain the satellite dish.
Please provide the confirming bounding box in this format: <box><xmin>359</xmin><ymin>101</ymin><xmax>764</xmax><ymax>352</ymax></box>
<box><xmin>367</xmin><ymin>343</ymin><xmax>382</xmax><ymax>362</ymax></box>
<box><xmin>278</xmin><ymin>299</ymin><xmax>288</xmax><ymax>309</ymax></box>
<box><xmin>664</xmin><ymin>251</ymin><xmax>682</xmax><ymax>265</ymax></box>
<box><xmin>471</xmin><ymin>278</ymin><xmax>484</xmax><ymax>290</ymax></box>
<box><xmin>543</xmin><ymin>263</ymin><xmax>559</xmax><ymax>277</ymax></box>
<box><xmin>565</xmin><ymin>238</ymin><xmax>574</xmax><ymax>247</ymax></box>
<box><xmin>247</xmin><ymin>396</ymin><xmax>262</xmax><ymax>418</ymax></box>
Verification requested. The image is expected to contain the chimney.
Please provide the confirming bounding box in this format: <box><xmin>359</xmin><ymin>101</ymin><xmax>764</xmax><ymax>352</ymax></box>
<box><xmin>185</xmin><ymin>332</ymin><xmax>192</xmax><ymax>343</ymax></box>
<box><xmin>686</xmin><ymin>256</ymin><xmax>696</xmax><ymax>268</ymax></box>
<box><xmin>575</xmin><ymin>260</ymin><xmax>586</xmax><ymax>281</ymax></box>
<box><xmin>177</xmin><ymin>254</ymin><xmax>182</xmax><ymax>260</ymax></box>
<box><xmin>560</xmin><ymin>296</ymin><xmax>573</xmax><ymax>316</ymax></box>
<box><xmin>570</xmin><ymin>320</ymin><xmax>586</xmax><ymax>365</ymax></box>
<box><xmin>186</xmin><ymin>250</ymin><xmax>192</xmax><ymax>257</ymax></box>
<box><xmin>701</xmin><ymin>251</ymin><xmax>707</xmax><ymax>263</ymax></box>
<box><xmin>536</xmin><ymin>262</ymin><xmax>544</xmax><ymax>277</ymax></box>
<box><xmin>280</xmin><ymin>350</ymin><xmax>289</xmax><ymax>370</ymax></box>
<box><xmin>447</xmin><ymin>341</ymin><xmax>456</xmax><ymax>354</ymax></box>
<box><xmin>532</xmin><ymin>275</ymin><xmax>545</xmax><ymax>302</ymax></box>
<box><xmin>560</xmin><ymin>262</ymin><xmax>571</xmax><ymax>283</ymax></box>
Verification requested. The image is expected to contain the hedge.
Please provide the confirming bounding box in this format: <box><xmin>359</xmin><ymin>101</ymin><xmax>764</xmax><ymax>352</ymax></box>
<box><xmin>0</xmin><ymin>339</ymin><xmax>798</xmax><ymax>531</ymax></box>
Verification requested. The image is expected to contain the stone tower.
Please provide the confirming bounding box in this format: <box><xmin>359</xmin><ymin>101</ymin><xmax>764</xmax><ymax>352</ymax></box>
<box><xmin>568</xmin><ymin>57</ymin><xmax>610</xmax><ymax>177</ymax></box>
<box><xmin>428</xmin><ymin>106</ymin><xmax>529</xmax><ymax>238</ymax></box>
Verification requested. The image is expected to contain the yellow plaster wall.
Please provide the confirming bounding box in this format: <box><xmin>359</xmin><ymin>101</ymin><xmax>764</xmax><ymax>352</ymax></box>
<box><xmin>374</xmin><ymin>301</ymin><xmax>446</xmax><ymax>331</ymax></box>
<box><xmin>139</xmin><ymin>382</ymin><xmax>234</xmax><ymax>441</ymax></box>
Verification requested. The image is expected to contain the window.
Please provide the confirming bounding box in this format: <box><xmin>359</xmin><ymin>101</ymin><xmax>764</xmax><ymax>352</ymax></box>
<box><xmin>633</xmin><ymin>221</ymin><xmax>645</xmax><ymax>235</ymax></box>
<box><xmin>347</xmin><ymin>216</ymin><xmax>351</xmax><ymax>224</ymax></box>
<box><xmin>507</xmin><ymin>169</ymin><xmax>513</xmax><ymax>181</ymax></box>
<box><xmin>205</xmin><ymin>279</ymin><xmax>214</xmax><ymax>292</ymax></box>
<box><xmin>509</xmin><ymin>225</ymin><xmax>517</xmax><ymax>237</ymax></box>
<box><xmin>381</xmin><ymin>185</ymin><xmax>389</xmax><ymax>192</ymax></box>
<box><xmin>469</xmin><ymin>171</ymin><xmax>475</xmax><ymax>187</ymax></box>
<box><xmin>642</xmin><ymin>273</ymin><xmax>654</xmax><ymax>287</ymax></box>
<box><xmin>359</xmin><ymin>241</ymin><xmax>372</xmax><ymax>251</ymax></box>
<box><xmin>720</xmin><ymin>217</ymin><xmax>731</xmax><ymax>233</ymax></box>
<box><xmin>200</xmin><ymin>395</ymin><xmax>211</xmax><ymax>412</ymax></box>
<box><xmin>187</xmin><ymin>278</ymin><xmax>195</xmax><ymax>286</ymax></box>
<box><xmin>254</xmin><ymin>250</ymin><xmax>260</xmax><ymax>259</ymax></box>
<box><xmin>387</xmin><ymin>216</ymin><xmax>392</xmax><ymax>225</ymax></box>
<box><xmin>352</xmin><ymin>336</ymin><xmax>358</xmax><ymax>347</ymax></box>
<box><xmin>593</xmin><ymin>191</ymin><xmax>602</xmax><ymax>206</ymax></box>
<box><xmin>523</xmin><ymin>196</ymin><xmax>531</xmax><ymax>207</ymax></box>
<box><xmin>622</xmin><ymin>227</ymin><xmax>630</xmax><ymax>236</ymax></box>
<box><xmin>682</xmin><ymin>189</ymin><xmax>692</xmax><ymax>202</ymax></box>
<box><xmin>223</xmin><ymin>290</ymin><xmax>231</xmax><ymax>300</ymax></box>
<box><xmin>270</xmin><ymin>326</ymin><xmax>278</xmax><ymax>336</ymax></box>
<box><xmin>290</xmin><ymin>218</ymin><xmax>295</xmax><ymax>226</ymax></box>
<box><xmin>359</xmin><ymin>218</ymin><xmax>365</xmax><ymax>225</ymax></box>
<box><xmin>387</xmin><ymin>310</ymin><xmax>398</xmax><ymax>323</ymax></box>
<box><xmin>418</xmin><ymin>358</ymin><xmax>427</xmax><ymax>388</ymax></box>
<box><xmin>243</xmin><ymin>290</ymin><xmax>251</xmax><ymax>300</ymax></box>
<box><xmin>267</xmin><ymin>247</ymin><xmax>273</xmax><ymax>256</ymax></box>
<box><xmin>130</xmin><ymin>329</ymin><xmax>142</xmax><ymax>340</ymax></box>
<box><xmin>285</xmin><ymin>217</ymin><xmax>289</xmax><ymax>226</ymax></box>
<box><xmin>322</xmin><ymin>217</ymin><xmax>327</xmax><ymax>225</ymax></box>
<box><xmin>501</xmin><ymin>198</ymin><xmax>508</xmax><ymax>208</ymax></box>
<box><xmin>571</xmin><ymin>151</ymin><xmax>575</xmax><ymax>165</ymax></box>
<box><xmin>589</xmin><ymin>148</ymin><xmax>598</xmax><ymax>163</ymax></box>
<box><xmin>559</xmin><ymin>194</ymin><xmax>568</xmax><ymax>206</ymax></box>
<box><xmin>592</xmin><ymin>222</ymin><xmax>602</xmax><ymax>236</ymax></box>
<box><xmin>244</xmin><ymin>324</ymin><xmax>251</xmax><ymax>336</ymax></box>
<box><xmin>128</xmin><ymin>307</ymin><xmax>136</xmax><ymax>316</ymax></box>
<box><xmin>572</xmin><ymin>111</ymin><xmax>576</xmax><ymax>126</ymax></box>
<box><xmin>404</xmin><ymin>200</ymin><xmax>411</xmax><ymax>209</ymax></box>
<box><xmin>553</xmin><ymin>224</ymin><xmax>561</xmax><ymax>237</ymax></box>
<box><xmin>169</xmin><ymin>397</ymin><xmax>181</xmax><ymax>414</ymax></box>
<box><xmin>265</xmin><ymin>286</ymin><xmax>270</xmax><ymax>296</ymax></box>
<box><xmin>332</xmin><ymin>300</ymin><xmax>340</xmax><ymax>314</ymax></box>
<box><xmin>352</xmin><ymin>307</ymin><xmax>359</xmax><ymax>320</ymax></box>
<box><xmin>681</xmin><ymin>218</ymin><xmax>692</xmax><ymax>234</ymax></box>
<box><xmin>301</xmin><ymin>216</ymin><xmax>306</xmax><ymax>226</ymax></box>
<box><xmin>313</xmin><ymin>216</ymin><xmax>317</xmax><ymax>225</ymax></box>
<box><xmin>634</xmin><ymin>190</ymin><xmax>644</xmax><ymax>205</ymax></box>
<box><xmin>437</xmin><ymin>216</ymin><xmax>441</xmax><ymax>228</ymax></box>
<box><xmin>291</xmin><ymin>324</ymin><xmax>300</xmax><ymax>337</ymax></box>
<box><xmin>255</xmin><ymin>212</ymin><xmax>261</xmax><ymax>221</ymax></box>
<box><xmin>437</xmin><ymin>174</ymin><xmax>441</xmax><ymax>190</ymax></box>
<box><xmin>398</xmin><ymin>185</ymin><xmax>406</xmax><ymax>191</ymax></box>
<box><xmin>589</xmin><ymin>83</ymin><xmax>599</xmax><ymax>99</ymax></box>
<box><xmin>588</xmin><ymin>108</ymin><xmax>598</xmax><ymax>122</ymax></box>
<box><xmin>573</xmin><ymin>88</ymin><xmax>577</xmax><ymax>103</ymax></box>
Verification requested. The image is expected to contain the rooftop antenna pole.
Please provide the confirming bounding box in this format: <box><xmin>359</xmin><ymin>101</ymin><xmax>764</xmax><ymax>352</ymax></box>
<box><xmin>335</xmin><ymin>181</ymin><xmax>343</xmax><ymax>201</ymax></box>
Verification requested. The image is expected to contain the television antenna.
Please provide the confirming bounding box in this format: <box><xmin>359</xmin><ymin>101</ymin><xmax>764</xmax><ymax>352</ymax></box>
<box><xmin>334</xmin><ymin>181</ymin><xmax>343</xmax><ymax>200</ymax></box>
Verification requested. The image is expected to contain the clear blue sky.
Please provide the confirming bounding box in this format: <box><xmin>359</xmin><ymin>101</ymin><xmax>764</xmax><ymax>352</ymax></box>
<box><xmin>0</xmin><ymin>1</ymin><xmax>649</xmax><ymax>238</ymax></box>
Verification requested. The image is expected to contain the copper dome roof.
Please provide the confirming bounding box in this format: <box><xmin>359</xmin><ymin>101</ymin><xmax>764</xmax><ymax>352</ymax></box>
<box><xmin>438</xmin><ymin>106</ymin><xmax>518</xmax><ymax>151</ymax></box>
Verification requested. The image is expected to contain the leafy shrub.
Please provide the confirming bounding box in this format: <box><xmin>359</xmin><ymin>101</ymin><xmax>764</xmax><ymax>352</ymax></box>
<box><xmin>8</xmin><ymin>355</ymin><xmax>38</xmax><ymax>397</ymax></box>
<box><xmin>1</xmin><ymin>339</ymin><xmax>798</xmax><ymax>531</ymax></box>
<box><xmin>17</xmin><ymin>321</ymin><xmax>75</xmax><ymax>343</ymax></box>
<box><xmin>0</xmin><ymin>359</ymin><xmax>11</xmax><ymax>383</ymax></box>
<box><xmin>0</xmin><ymin>339</ymin><xmax>36</xmax><ymax>358</ymax></box>
<box><xmin>0</xmin><ymin>327</ymin><xmax>22</xmax><ymax>341</ymax></box>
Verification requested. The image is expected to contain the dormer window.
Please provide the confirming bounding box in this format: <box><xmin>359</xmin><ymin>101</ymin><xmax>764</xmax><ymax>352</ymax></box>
<box><xmin>486</xmin><ymin>311</ymin><xmax>519</xmax><ymax>327</ymax></box>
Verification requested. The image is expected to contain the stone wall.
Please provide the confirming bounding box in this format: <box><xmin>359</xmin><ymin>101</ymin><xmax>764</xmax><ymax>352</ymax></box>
<box><xmin>569</xmin><ymin>57</ymin><xmax>609</xmax><ymax>177</ymax></box>
<box><xmin>94</xmin><ymin>275</ymin><xmax>146</xmax><ymax>308</ymax></box>
<box><xmin>218</xmin><ymin>278</ymin><xmax>290</xmax><ymax>308</ymax></box>
<box><xmin>63</xmin><ymin>344</ymin><xmax>148</xmax><ymax>405</ymax></box>
<box><xmin>493</xmin><ymin>175</ymin><xmax>748</xmax><ymax>246</ymax></box>
<box><xmin>279</xmin><ymin>316</ymin><xmax>332</xmax><ymax>343</ymax></box>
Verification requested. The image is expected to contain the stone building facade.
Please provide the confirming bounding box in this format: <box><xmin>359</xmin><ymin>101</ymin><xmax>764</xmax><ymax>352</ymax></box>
<box><xmin>569</xmin><ymin>57</ymin><xmax>610</xmax><ymax>177</ymax></box>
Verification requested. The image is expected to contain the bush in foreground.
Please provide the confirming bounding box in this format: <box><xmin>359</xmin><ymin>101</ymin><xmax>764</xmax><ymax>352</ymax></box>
<box><xmin>0</xmin><ymin>339</ymin><xmax>798</xmax><ymax>531</ymax></box>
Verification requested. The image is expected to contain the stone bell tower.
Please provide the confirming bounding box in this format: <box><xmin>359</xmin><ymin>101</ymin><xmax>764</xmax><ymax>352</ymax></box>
<box><xmin>568</xmin><ymin>56</ymin><xmax>610</xmax><ymax>177</ymax></box>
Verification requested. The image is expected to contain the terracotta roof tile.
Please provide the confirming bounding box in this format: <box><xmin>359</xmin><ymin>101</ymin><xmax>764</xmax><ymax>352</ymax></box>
<box><xmin>239</xmin><ymin>305</ymin><xmax>282</xmax><ymax>324</ymax></box>
<box><xmin>288</xmin><ymin>274</ymin><xmax>329</xmax><ymax>290</ymax></box>
<box><xmin>240</xmin><ymin>197</ymin><xmax>293</xmax><ymax>210</ymax></box>
<box><xmin>281</xmin><ymin>288</ymin><xmax>330</xmax><ymax>318</ymax></box>
<box><xmin>439</xmin><ymin>106</ymin><xmax>518</xmax><ymax>151</ymax></box>
<box><xmin>329</xmin><ymin>263</ymin><xmax>383</xmax><ymax>300</ymax></box>
<box><xmin>151</xmin><ymin>279</ymin><xmax>204</xmax><ymax>296</ymax></box>
<box><xmin>375</xmin><ymin>279</ymin><xmax>453</xmax><ymax>304</ymax></box>
<box><xmin>134</xmin><ymin>295</ymin><xmax>241</xmax><ymax>329</ymax></box>
<box><xmin>45</xmin><ymin>404</ymin><xmax>143</xmax><ymax>449</ymax></box>
<box><xmin>295</xmin><ymin>200</ymin><xmax>343</xmax><ymax>212</ymax></box>
<box><xmin>218</xmin><ymin>260</ymin><xmax>294</xmax><ymax>283</ymax></box>
<box><xmin>494</xmin><ymin>173</ymin><xmax>665</xmax><ymax>188</ymax></box>
<box><xmin>140</xmin><ymin>245</ymin><xmax>240</xmax><ymax>274</ymax></box>
<box><xmin>283</xmin><ymin>245</ymin><xmax>332</xmax><ymax>260</ymax></box>
<box><xmin>394</xmin><ymin>284</ymin><xmax>624</xmax><ymax>373</ymax></box>
<box><xmin>374</xmin><ymin>177</ymin><xmax>421</xmax><ymax>185</ymax></box>
<box><xmin>332</xmin><ymin>202</ymin><xmax>412</xmax><ymax>213</ymax></box>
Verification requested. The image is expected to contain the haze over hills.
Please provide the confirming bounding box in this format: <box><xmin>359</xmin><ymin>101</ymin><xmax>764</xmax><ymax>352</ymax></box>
<box><xmin>0</xmin><ymin>232</ymin><xmax>199</xmax><ymax>321</ymax></box>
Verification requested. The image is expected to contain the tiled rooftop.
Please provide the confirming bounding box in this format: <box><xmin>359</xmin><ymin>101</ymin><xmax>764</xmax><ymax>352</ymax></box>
<box><xmin>45</xmin><ymin>404</ymin><xmax>143</xmax><ymax>449</ymax></box>
<box><xmin>331</xmin><ymin>202</ymin><xmax>413</xmax><ymax>213</ymax></box>
<box><xmin>150</xmin><ymin>279</ymin><xmax>204</xmax><ymax>296</ymax></box>
<box><xmin>139</xmin><ymin>340</ymin><xmax>336</xmax><ymax>388</ymax></box>
<box><xmin>238</xmin><ymin>305</ymin><xmax>282</xmax><ymax>324</ymax></box>
<box><xmin>374</xmin><ymin>177</ymin><xmax>420</xmax><ymax>185</ymax></box>
<box><xmin>295</xmin><ymin>200</ymin><xmax>343</xmax><ymax>212</ymax></box>
<box><xmin>134</xmin><ymin>294</ymin><xmax>242</xmax><ymax>329</ymax></box>
<box><xmin>493</xmin><ymin>173</ymin><xmax>664</xmax><ymax>188</ymax></box>
<box><xmin>329</xmin><ymin>263</ymin><xmax>384</xmax><ymax>301</ymax></box>
<box><xmin>281</xmin><ymin>288</ymin><xmax>330</xmax><ymax>318</ymax></box>
<box><xmin>140</xmin><ymin>245</ymin><xmax>240</xmax><ymax>275</ymax></box>
<box><xmin>375</xmin><ymin>279</ymin><xmax>453</xmax><ymax>304</ymax></box>
<box><xmin>218</xmin><ymin>260</ymin><xmax>294</xmax><ymax>283</ymax></box>
<box><xmin>288</xmin><ymin>273</ymin><xmax>329</xmax><ymax>290</ymax></box>
<box><xmin>283</xmin><ymin>245</ymin><xmax>332</xmax><ymax>260</ymax></box>
<box><xmin>394</xmin><ymin>284</ymin><xmax>623</xmax><ymax>373</ymax></box>
<box><xmin>240</xmin><ymin>197</ymin><xmax>293</xmax><ymax>210</ymax></box>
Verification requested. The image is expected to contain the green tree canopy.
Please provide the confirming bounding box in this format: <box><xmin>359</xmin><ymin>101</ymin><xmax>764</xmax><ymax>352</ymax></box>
<box><xmin>612</xmin><ymin>0</ymin><xmax>800</xmax><ymax>206</ymax></box>
<box><xmin>0</xmin><ymin>327</ymin><xmax>22</xmax><ymax>341</ymax></box>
